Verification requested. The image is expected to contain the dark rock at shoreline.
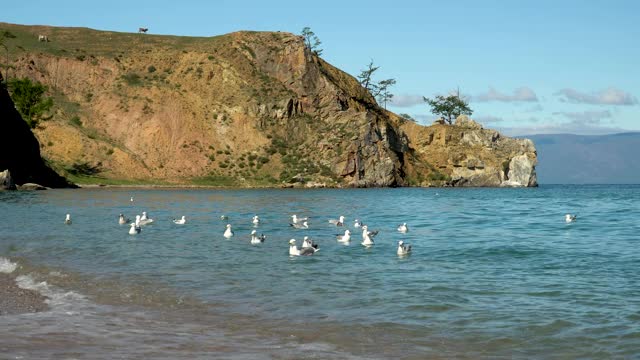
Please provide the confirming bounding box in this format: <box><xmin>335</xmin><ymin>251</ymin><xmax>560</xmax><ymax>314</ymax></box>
<box><xmin>17</xmin><ymin>182</ymin><xmax>49</xmax><ymax>190</ymax></box>
<box><xmin>0</xmin><ymin>71</ymin><xmax>75</xmax><ymax>189</ymax></box>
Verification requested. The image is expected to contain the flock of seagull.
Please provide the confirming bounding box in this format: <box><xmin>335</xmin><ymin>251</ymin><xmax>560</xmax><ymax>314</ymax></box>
<box><xmin>62</xmin><ymin>208</ymin><xmax>414</xmax><ymax>256</ymax></box>
<box><xmin>61</xmin><ymin>195</ymin><xmax>578</xmax><ymax>258</ymax></box>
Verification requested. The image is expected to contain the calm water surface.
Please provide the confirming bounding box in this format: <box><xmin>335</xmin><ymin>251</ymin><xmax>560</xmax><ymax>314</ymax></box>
<box><xmin>1</xmin><ymin>185</ymin><xmax>639</xmax><ymax>359</ymax></box>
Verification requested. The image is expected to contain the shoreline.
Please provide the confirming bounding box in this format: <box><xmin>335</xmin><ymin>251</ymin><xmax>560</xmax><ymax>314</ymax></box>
<box><xmin>0</xmin><ymin>273</ymin><xmax>49</xmax><ymax>316</ymax></box>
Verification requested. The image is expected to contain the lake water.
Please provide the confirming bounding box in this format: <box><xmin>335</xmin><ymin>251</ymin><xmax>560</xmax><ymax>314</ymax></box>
<box><xmin>1</xmin><ymin>185</ymin><xmax>639</xmax><ymax>359</ymax></box>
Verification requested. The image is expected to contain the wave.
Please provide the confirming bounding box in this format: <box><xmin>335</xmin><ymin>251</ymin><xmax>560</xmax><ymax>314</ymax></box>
<box><xmin>0</xmin><ymin>257</ymin><xmax>18</xmax><ymax>273</ymax></box>
<box><xmin>15</xmin><ymin>274</ymin><xmax>89</xmax><ymax>312</ymax></box>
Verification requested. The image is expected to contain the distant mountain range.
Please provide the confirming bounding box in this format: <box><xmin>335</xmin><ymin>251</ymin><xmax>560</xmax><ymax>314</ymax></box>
<box><xmin>523</xmin><ymin>132</ymin><xmax>640</xmax><ymax>184</ymax></box>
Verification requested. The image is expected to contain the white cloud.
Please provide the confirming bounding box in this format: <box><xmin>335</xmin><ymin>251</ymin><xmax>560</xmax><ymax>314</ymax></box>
<box><xmin>474</xmin><ymin>115</ymin><xmax>504</xmax><ymax>124</ymax></box>
<box><xmin>552</xmin><ymin>110</ymin><xmax>612</xmax><ymax>125</ymax></box>
<box><xmin>473</xmin><ymin>87</ymin><xmax>538</xmax><ymax>102</ymax></box>
<box><xmin>499</xmin><ymin>123</ymin><xmax>629</xmax><ymax>136</ymax></box>
<box><xmin>554</xmin><ymin>87</ymin><xmax>638</xmax><ymax>105</ymax></box>
<box><xmin>524</xmin><ymin>104</ymin><xmax>544</xmax><ymax>113</ymax></box>
<box><xmin>389</xmin><ymin>94</ymin><xmax>424</xmax><ymax>108</ymax></box>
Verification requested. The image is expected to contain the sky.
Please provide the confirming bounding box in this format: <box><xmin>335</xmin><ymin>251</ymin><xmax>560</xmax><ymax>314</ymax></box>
<box><xmin>3</xmin><ymin>0</ymin><xmax>639</xmax><ymax>136</ymax></box>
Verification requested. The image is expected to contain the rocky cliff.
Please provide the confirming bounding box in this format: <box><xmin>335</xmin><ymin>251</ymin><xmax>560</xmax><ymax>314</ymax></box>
<box><xmin>0</xmin><ymin>23</ymin><xmax>536</xmax><ymax>187</ymax></box>
<box><xmin>401</xmin><ymin>115</ymin><xmax>537</xmax><ymax>187</ymax></box>
<box><xmin>0</xmin><ymin>71</ymin><xmax>74</xmax><ymax>188</ymax></box>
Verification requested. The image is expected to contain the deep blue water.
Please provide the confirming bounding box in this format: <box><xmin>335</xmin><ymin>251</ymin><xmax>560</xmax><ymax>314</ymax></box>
<box><xmin>1</xmin><ymin>185</ymin><xmax>639</xmax><ymax>359</ymax></box>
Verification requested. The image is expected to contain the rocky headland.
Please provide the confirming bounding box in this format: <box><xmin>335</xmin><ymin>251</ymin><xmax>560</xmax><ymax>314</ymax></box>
<box><xmin>0</xmin><ymin>23</ymin><xmax>537</xmax><ymax>188</ymax></box>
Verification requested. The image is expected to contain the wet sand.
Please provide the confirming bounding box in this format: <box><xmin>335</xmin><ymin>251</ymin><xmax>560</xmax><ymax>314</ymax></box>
<box><xmin>0</xmin><ymin>274</ymin><xmax>48</xmax><ymax>315</ymax></box>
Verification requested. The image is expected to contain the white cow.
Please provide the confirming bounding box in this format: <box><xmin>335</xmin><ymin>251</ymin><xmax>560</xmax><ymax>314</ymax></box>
<box><xmin>38</xmin><ymin>35</ymin><xmax>49</xmax><ymax>42</ymax></box>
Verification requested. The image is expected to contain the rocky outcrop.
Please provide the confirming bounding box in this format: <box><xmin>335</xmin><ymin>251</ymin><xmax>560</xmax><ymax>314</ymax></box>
<box><xmin>401</xmin><ymin>116</ymin><xmax>537</xmax><ymax>187</ymax></box>
<box><xmin>17</xmin><ymin>183</ymin><xmax>49</xmax><ymax>190</ymax></box>
<box><xmin>0</xmin><ymin>72</ymin><xmax>74</xmax><ymax>188</ymax></box>
<box><xmin>0</xmin><ymin>169</ymin><xmax>16</xmax><ymax>190</ymax></box>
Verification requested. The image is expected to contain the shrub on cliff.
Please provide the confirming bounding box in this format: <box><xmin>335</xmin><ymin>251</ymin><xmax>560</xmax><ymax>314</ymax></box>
<box><xmin>7</xmin><ymin>77</ymin><xmax>53</xmax><ymax>128</ymax></box>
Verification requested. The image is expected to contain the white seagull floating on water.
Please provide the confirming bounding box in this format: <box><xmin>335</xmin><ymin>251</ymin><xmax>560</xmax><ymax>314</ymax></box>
<box><xmin>118</xmin><ymin>214</ymin><xmax>130</xmax><ymax>225</ymax></box>
<box><xmin>173</xmin><ymin>216</ymin><xmax>186</xmax><ymax>225</ymax></box>
<box><xmin>397</xmin><ymin>240</ymin><xmax>412</xmax><ymax>256</ymax></box>
<box><xmin>397</xmin><ymin>223</ymin><xmax>408</xmax><ymax>233</ymax></box>
<box><xmin>289</xmin><ymin>239</ymin><xmax>319</xmax><ymax>256</ymax></box>
<box><xmin>129</xmin><ymin>222</ymin><xmax>141</xmax><ymax>235</ymax></box>
<box><xmin>336</xmin><ymin>229</ymin><xmax>351</xmax><ymax>243</ymax></box>
<box><xmin>290</xmin><ymin>221</ymin><xmax>309</xmax><ymax>229</ymax></box>
<box><xmin>252</xmin><ymin>215</ymin><xmax>260</xmax><ymax>226</ymax></box>
<box><xmin>302</xmin><ymin>236</ymin><xmax>318</xmax><ymax>249</ymax></box>
<box><xmin>329</xmin><ymin>215</ymin><xmax>345</xmax><ymax>226</ymax></box>
<box><xmin>250</xmin><ymin>230</ymin><xmax>266</xmax><ymax>244</ymax></box>
<box><xmin>565</xmin><ymin>214</ymin><xmax>577</xmax><ymax>223</ymax></box>
<box><xmin>138</xmin><ymin>211</ymin><xmax>154</xmax><ymax>226</ymax></box>
<box><xmin>361</xmin><ymin>225</ymin><xmax>377</xmax><ymax>247</ymax></box>
<box><xmin>291</xmin><ymin>214</ymin><xmax>308</xmax><ymax>224</ymax></box>
<box><xmin>64</xmin><ymin>214</ymin><xmax>72</xmax><ymax>225</ymax></box>
<box><xmin>353</xmin><ymin>219</ymin><xmax>363</xmax><ymax>228</ymax></box>
<box><xmin>223</xmin><ymin>224</ymin><xmax>234</xmax><ymax>238</ymax></box>
<box><xmin>361</xmin><ymin>225</ymin><xmax>378</xmax><ymax>239</ymax></box>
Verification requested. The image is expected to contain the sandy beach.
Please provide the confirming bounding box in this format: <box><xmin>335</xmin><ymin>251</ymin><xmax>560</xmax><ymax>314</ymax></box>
<box><xmin>0</xmin><ymin>273</ymin><xmax>48</xmax><ymax>315</ymax></box>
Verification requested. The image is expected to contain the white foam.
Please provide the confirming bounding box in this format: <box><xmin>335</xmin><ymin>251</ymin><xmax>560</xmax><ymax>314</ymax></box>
<box><xmin>15</xmin><ymin>274</ymin><xmax>89</xmax><ymax>312</ymax></box>
<box><xmin>0</xmin><ymin>257</ymin><xmax>18</xmax><ymax>273</ymax></box>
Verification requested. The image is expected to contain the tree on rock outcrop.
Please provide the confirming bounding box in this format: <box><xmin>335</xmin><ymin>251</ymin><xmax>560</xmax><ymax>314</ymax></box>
<box><xmin>301</xmin><ymin>27</ymin><xmax>323</xmax><ymax>56</ymax></box>
<box><xmin>423</xmin><ymin>92</ymin><xmax>472</xmax><ymax>124</ymax></box>
<box><xmin>7</xmin><ymin>77</ymin><xmax>53</xmax><ymax>129</ymax></box>
<box><xmin>357</xmin><ymin>60</ymin><xmax>379</xmax><ymax>94</ymax></box>
<box><xmin>357</xmin><ymin>60</ymin><xmax>396</xmax><ymax>108</ymax></box>
<box><xmin>376</xmin><ymin>78</ymin><xmax>396</xmax><ymax>109</ymax></box>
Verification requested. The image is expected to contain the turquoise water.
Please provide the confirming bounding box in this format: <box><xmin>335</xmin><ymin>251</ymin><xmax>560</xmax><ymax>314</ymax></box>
<box><xmin>1</xmin><ymin>185</ymin><xmax>639</xmax><ymax>359</ymax></box>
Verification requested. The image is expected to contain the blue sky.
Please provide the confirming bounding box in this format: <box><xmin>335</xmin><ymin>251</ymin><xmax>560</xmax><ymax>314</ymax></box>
<box><xmin>3</xmin><ymin>0</ymin><xmax>639</xmax><ymax>135</ymax></box>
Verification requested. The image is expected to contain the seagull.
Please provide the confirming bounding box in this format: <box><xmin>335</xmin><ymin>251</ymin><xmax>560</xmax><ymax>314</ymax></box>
<box><xmin>329</xmin><ymin>215</ymin><xmax>345</xmax><ymax>226</ymax></box>
<box><xmin>397</xmin><ymin>240</ymin><xmax>412</xmax><ymax>256</ymax></box>
<box><xmin>173</xmin><ymin>216</ymin><xmax>186</xmax><ymax>225</ymax></box>
<box><xmin>118</xmin><ymin>214</ymin><xmax>130</xmax><ymax>225</ymax></box>
<box><xmin>361</xmin><ymin>225</ymin><xmax>378</xmax><ymax>239</ymax></box>
<box><xmin>223</xmin><ymin>224</ymin><xmax>234</xmax><ymax>238</ymax></box>
<box><xmin>290</xmin><ymin>220</ymin><xmax>309</xmax><ymax>229</ymax></box>
<box><xmin>64</xmin><ymin>214</ymin><xmax>72</xmax><ymax>225</ymax></box>
<box><xmin>397</xmin><ymin>223</ymin><xmax>408</xmax><ymax>233</ymax></box>
<box><xmin>138</xmin><ymin>211</ymin><xmax>154</xmax><ymax>225</ymax></box>
<box><xmin>289</xmin><ymin>239</ymin><xmax>319</xmax><ymax>256</ymax></box>
<box><xmin>250</xmin><ymin>230</ymin><xmax>266</xmax><ymax>244</ymax></box>
<box><xmin>361</xmin><ymin>226</ymin><xmax>375</xmax><ymax>247</ymax></box>
<box><xmin>291</xmin><ymin>214</ymin><xmax>308</xmax><ymax>224</ymax></box>
<box><xmin>302</xmin><ymin>236</ymin><xmax>318</xmax><ymax>249</ymax></box>
<box><xmin>565</xmin><ymin>214</ymin><xmax>577</xmax><ymax>223</ymax></box>
<box><xmin>220</xmin><ymin>215</ymin><xmax>229</xmax><ymax>221</ymax></box>
<box><xmin>353</xmin><ymin>219</ymin><xmax>363</xmax><ymax>228</ymax></box>
<box><xmin>130</xmin><ymin>196</ymin><xmax>134</xmax><ymax>202</ymax></box>
<box><xmin>129</xmin><ymin>222</ymin><xmax>141</xmax><ymax>235</ymax></box>
<box><xmin>336</xmin><ymin>229</ymin><xmax>351</xmax><ymax>243</ymax></box>
<box><xmin>252</xmin><ymin>215</ymin><xmax>260</xmax><ymax>226</ymax></box>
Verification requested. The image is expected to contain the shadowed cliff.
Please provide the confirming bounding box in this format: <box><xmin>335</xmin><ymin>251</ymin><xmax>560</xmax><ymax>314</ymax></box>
<box><xmin>0</xmin><ymin>71</ymin><xmax>74</xmax><ymax>188</ymax></box>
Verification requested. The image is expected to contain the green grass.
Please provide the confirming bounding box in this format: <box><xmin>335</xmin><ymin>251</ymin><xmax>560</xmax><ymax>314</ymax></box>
<box><xmin>190</xmin><ymin>175</ymin><xmax>239</xmax><ymax>187</ymax></box>
<box><xmin>66</xmin><ymin>174</ymin><xmax>171</xmax><ymax>186</ymax></box>
<box><xmin>0</xmin><ymin>22</ymin><xmax>228</xmax><ymax>60</ymax></box>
